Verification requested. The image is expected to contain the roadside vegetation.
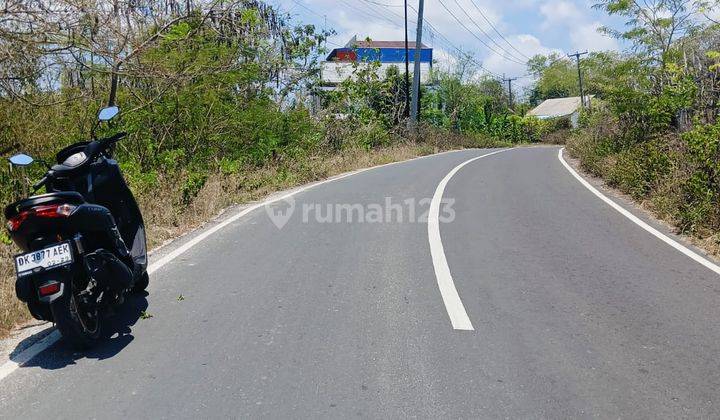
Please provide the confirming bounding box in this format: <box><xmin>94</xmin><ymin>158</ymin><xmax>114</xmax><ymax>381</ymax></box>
<box><xmin>546</xmin><ymin>0</ymin><xmax>720</xmax><ymax>256</ymax></box>
<box><xmin>0</xmin><ymin>1</ymin><xmax>553</xmax><ymax>337</ymax></box>
<box><xmin>4</xmin><ymin>0</ymin><xmax>714</xmax><ymax>338</ymax></box>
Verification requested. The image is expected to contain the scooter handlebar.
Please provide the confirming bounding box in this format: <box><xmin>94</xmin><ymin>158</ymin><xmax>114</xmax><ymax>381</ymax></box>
<box><xmin>32</xmin><ymin>176</ymin><xmax>48</xmax><ymax>191</ymax></box>
<box><xmin>84</xmin><ymin>132</ymin><xmax>127</xmax><ymax>160</ymax></box>
<box><xmin>99</xmin><ymin>132</ymin><xmax>127</xmax><ymax>148</ymax></box>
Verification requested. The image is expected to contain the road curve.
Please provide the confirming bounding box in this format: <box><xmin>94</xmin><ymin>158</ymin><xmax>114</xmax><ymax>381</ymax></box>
<box><xmin>1</xmin><ymin>146</ymin><xmax>720</xmax><ymax>418</ymax></box>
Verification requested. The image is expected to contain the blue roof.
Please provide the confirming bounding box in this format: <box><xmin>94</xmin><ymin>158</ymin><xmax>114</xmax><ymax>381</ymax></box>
<box><xmin>326</xmin><ymin>46</ymin><xmax>432</xmax><ymax>63</ymax></box>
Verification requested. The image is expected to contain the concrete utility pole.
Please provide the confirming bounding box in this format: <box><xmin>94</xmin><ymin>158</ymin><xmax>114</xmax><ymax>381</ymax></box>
<box><xmin>404</xmin><ymin>0</ymin><xmax>410</xmax><ymax>118</ymax></box>
<box><xmin>568</xmin><ymin>51</ymin><xmax>588</xmax><ymax>107</ymax></box>
<box><xmin>409</xmin><ymin>0</ymin><xmax>424</xmax><ymax>127</ymax></box>
<box><xmin>502</xmin><ymin>74</ymin><xmax>517</xmax><ymax>109</ymax></box>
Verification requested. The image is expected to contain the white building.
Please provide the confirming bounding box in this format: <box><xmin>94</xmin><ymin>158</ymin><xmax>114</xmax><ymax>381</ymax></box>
<box><xmin>527</xmin><ymin>96</ymin><xmax>593</xmax><ymax>128</ymax></box>
<box><xmin>321</xmin><ymin>37</ymin><xmax>433</xmax><ymax>86</ymax></box>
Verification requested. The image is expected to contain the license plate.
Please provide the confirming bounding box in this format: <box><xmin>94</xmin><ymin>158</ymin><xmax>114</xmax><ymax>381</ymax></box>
<box><xmin>15</xmin><ymin>242</ymin><xmax>73</xmax><ymax>277</ymax></box>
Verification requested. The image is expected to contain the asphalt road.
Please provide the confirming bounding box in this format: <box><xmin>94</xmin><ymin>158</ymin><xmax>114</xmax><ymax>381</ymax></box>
<box><xmin>2</xmin><ymin>146</ymin><xmax>720</xmax><ymax>418</ymax></box>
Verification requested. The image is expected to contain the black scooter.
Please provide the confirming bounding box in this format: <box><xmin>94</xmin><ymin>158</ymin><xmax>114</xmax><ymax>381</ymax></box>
<box><xmin>4</xmin><ymin>106</ymin><xmax>148</xmax><ymax>349</ymax></box>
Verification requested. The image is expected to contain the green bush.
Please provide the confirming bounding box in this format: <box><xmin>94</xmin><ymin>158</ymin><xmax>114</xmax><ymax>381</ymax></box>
<box><xmin>568</xmin><ymin>108</ymin><xmax>720</xmax><ymax>237</ymax></box>
<box><xmin>350</xmin><ymin>120</ymin><xmax>391</xmax><ymax>150</ymax></box>
<box><xmin>676</xmin><ymin>121</ymin><xmax>720</xmax><ymax>232</ymax></box>
<box><xmin>181</xmin><ymin>171</ymin><xmax>209</xmax><ymax>205</ymax></box>
<box><xmin>606</xmin><ymin>138</ymin><xmax>672</xmax><ymax>199</ymax></box>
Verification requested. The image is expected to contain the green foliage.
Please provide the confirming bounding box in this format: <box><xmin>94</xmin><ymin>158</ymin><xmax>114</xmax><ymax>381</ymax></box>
<box><xmin>323</xmin><ymin>61</ymin><xmax>407</xmax><ymax>130</ymax></box>
<box><xmin>0</xmin><ymin>2</ymin><xmax>335</xmax><ymax>210</ymax></box>
<box><xmin>594</xmin><ymin>0</ymin><xmax>698</xmax><ymax>65</ymax></box>
<box><xmin>119</xmin><ymin>159</ymin><xmax>159</xmax><ymax>193</ymax></box>
<box><xmin>565</xmin><ymin>15</ymin><xmax>720</xmax><ymax>238</ymax></box>
<box><xmin>0</xmin><ymin>231</ymin><xmax>11</xmax><ymax>246</ymax></box>
<box><xmin>527</xmin><ymin>51</ymin><xmax>622</xmax><ymax>106</ymax></box>
<box><xmin>708</xmin><ymin>50</ymin><xmax>720</xmax><ymax>71</ymax></box>
<box><xmin>527</xmin><ymin>54</ymin><xmax>580</xmax><ymax>103</ymax></box>
<box><xmin>606</xmin><ymin>139</ymin><xmax>672</xmax><ymax>198</ymax></box>
<box><xmin>677</xmin><ymin>120</ymin><xmax>720</xmax><ymax>231</ymax></box>
<box><xmin>181</xmin><ymin>171</ymin><xmax>208</xmax><ymax>205</ymax></box>
<box><xmin>350</xmin><ymin>120</ymin><xmax>392</xmax><ymax>149</ymax></box>
<box><xmin>418</xmin><ymin>67</ymin><xmax>563</xmax><ymax>144</ymax></box>
<box><xmin>601</xmin><ymin>61</ymin><xmax>696</xmax><ymax>142</ymax></box>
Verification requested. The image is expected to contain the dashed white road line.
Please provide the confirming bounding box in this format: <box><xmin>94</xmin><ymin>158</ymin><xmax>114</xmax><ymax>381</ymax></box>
<box><xmin>0</xmin><ymin>147</ymin><xmax>481</xmax><ymax>383</ymax></box>
<box><xmin>428</xmin><ymin>149</ymin><xmax>510</xmax><ymax>331</ymax></box>
<box><xmin>559</xmin><ymin>147</ymin><xmax>720</xmax><ymax>276</ymax></box>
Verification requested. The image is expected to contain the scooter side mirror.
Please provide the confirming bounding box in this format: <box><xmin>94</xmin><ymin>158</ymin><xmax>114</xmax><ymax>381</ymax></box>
<box><xmin>8</xmin><ymin>153</ymin><xmax>34</xmax><ymax>167</ymax></box>
<box><xmin>98</xmin><ymin>106</ymin><xmax>119</xmax><ymax>122</ymax></box>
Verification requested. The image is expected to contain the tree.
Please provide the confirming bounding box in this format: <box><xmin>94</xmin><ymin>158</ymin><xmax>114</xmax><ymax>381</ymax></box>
<box><xmin>595</xmin><ymin>0</ymin><xmax>699</xmax><ymax>68</ymax></box>
<box><xmin>527</xmin><ymin>54</ymin><xmax>578</xmax><ymax>104</ymax></box>
<box><xmin>0</xmin><ymin>1</ymin><xmax>330</xmax><ymax>107</ymax></box>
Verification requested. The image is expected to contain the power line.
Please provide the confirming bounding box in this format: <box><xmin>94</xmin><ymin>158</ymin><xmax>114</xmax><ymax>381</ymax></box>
<box><xmin>467</xmin><ymin>0</ymin><xmax>531</xmax><ymax>60</ymax></box>
<box><xmin>361</xmin><ymin>0</ymin><xmax>404</xmax><ymax>7</ymax></box>
<box><xmin>290</xmin><ymin>0</ymin><xmax>504</xmax><ymax>80</ymax></box>
<box><xmin>337</xmin><ymin>0</ymin><xmax>399</xmax><ymax>27</ymax></box>
<box><xmin>288</xmin><ymin>0</ymin><xmax>330</xmax><ymax>22</ymax></box>
<box><xmin>400</xmin><ymin>4</ymin><xmax>501</xmax><ymax>77</ymax></box>
<box><xmin>415</xmin><ymin>23</ymin><xmax>500</xmax><ymax>78</ymax></box>
<box><xmin>358</xmin><ymin>0</ymin><xmax>417</xmax><ymax>26</ymax></box>
<box><xmin>516</xmin><ymin>51</ymin><xmax>572</xmax><ymax>79</ymax></box>
<box><xmin>436</xmin><ymin>0</ymin><xmax>526</xmax><ymax>65</ymax></box>
<box><xmin>284</xmin><ymin>0</ymin><xmax>346</xmax><ymax>49</ymax></box>
<box><xmin>427</xmin><ymin>26</ymin><xmax>503</xmax><ymax>78</ymax></box>
<box><xmin>450</xmin><ymin>0</ymin><xmax>527</xmax><ymax>64</ymax></box>
<box><xmin>287</xmin><ymin>0</ymin><xmax>346</xmax><ymax>34</ymax></box>
<box><xmin>357</xmin><ymin>0</ymin><xmax>502</xmax><ymax>79</ymax></box>
<box><xmin>360</xmin><ymin>1</ymin><xmax>503</xmax><ymax>108</ymax></box>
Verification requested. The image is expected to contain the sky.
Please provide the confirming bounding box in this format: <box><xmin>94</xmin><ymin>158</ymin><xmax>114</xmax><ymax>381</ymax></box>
<box><xmin>273</xmin><ymin>0</ymin><xmax>627</xmax><ymax>88</ymax></box>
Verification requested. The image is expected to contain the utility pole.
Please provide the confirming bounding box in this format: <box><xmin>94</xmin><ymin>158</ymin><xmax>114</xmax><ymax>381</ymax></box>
<box><xmin>568</xmin><ymin>51</ymin><xmax>588</xmax><ymax>107</ymax></box>
<box><xmin>502</xmin><ymin>73</ymin><xmax>517</xmax><ymax>109</ymax></box>
<box><xmin>409</xmin><ymin>0</ymin><xmax>424</xmax><ymax>128</ymax></box>
<box><xmin>404</xmin><ymin>0</ymin><xmax>410</xmax><ymax>119</ymax></box>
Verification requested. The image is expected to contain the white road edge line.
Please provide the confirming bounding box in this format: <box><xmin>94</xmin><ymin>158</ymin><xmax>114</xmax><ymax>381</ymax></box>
<box><xmin>428</xmin><ymin>149</ymin><xmax>510</xmax><ymax>331</ymax></box>
<box><xmin>559</xmin><ymin>147</ymin><xmax>720</xmax><ymax>276</ymax></box>
<box><xmin>0</xmin><ymin>147</ymin><xmax>479</xmax><ymax>383</ymax></box>
<box><xmin>0</xmin><ymin>330</ymin><xmax>61</xmax><ymax>381</ymax></box>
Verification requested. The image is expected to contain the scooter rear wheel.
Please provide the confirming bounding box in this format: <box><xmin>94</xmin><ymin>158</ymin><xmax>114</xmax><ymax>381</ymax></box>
<box><xmin>50</xmin><ymin>286</ymin><xmax>102</xmax><ymax>349</ymax></box>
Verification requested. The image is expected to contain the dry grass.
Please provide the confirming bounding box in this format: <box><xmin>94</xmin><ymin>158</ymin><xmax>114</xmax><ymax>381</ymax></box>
<box><xmin>540</xmin><ymin>128</ymin><xmax>572</xmax><ymax>145</ymax></box>
<box><xmin>567</xmin><ymin>127</ymin><xmax>720</xmax><ymax>262</ymax></box>
<box><xmin>0</xmin><ymin>250</ymin><xmax>25</xmax><ymax>339</ymax></box>
<box><xmin>0</xmin><ymin>138</ymin><xmax>479</xmax><ymax>338</ymax></box>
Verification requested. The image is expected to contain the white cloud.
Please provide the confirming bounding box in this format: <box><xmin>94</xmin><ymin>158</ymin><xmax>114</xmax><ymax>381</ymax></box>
<box><xmin>328</xmin><ymin>11</ymin><xmax>405</xmax><ymax>46</ymax></box>
<box><xmin>539</xmin><ymin>1</ymin><xmax>619</xmax><ymax>52</ymax></box>
<box><xmin>432</xmin><ymin>47</ymin><xmax>462</xmax><ymax>73</ymax></box>
<box><xmin>483</xmin><ymin>34</ymin><xmax>560</xmax><ymax>85</ymax></box>
<box><xmin>540</xmin><ymin>0</ymin><xmax>584</xmax><ymax>29</ymax></box>
<box><xmin>508</xmin><ymin>0</ymin><xmax>543</xmax><ymax>10</ymax></box>
<box><xmin>570</xmin><ymin>21</ymin><xmax>619</xmax><ymax>52</ymax></box>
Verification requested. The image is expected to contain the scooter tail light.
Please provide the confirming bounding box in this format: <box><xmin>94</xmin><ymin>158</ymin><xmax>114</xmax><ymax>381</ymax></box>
<box><xmin>6</xmin><ymin>203</ymin><xmax>77</xmax><ymax>232</ymax></box>
<box><xmin>33</xmin><ymin>204</ymin><xmax>65</xmax><ymax>218</ymax></box>
<box><xmin>7</xmin><ymin>213</ymin><xmax>29</xmax><ymax>232</ymax></box>
<box><xmin>55</xmin><ymin>204</ymin><xmax>77</xmax><ymax>217</ymax></box>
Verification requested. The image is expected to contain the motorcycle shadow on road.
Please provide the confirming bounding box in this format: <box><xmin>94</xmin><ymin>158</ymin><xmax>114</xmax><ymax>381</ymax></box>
<box><xmin>10</xmin><ymin>293</ymin><xmax>149</xmax><ymax>370</ymax></box>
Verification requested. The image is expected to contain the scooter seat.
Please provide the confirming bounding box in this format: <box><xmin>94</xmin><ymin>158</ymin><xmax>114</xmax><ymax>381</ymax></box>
<box><xmin>5</xmin><ymin>191</ymin><xmax>86</xmax><ymax>220</ymax></box>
